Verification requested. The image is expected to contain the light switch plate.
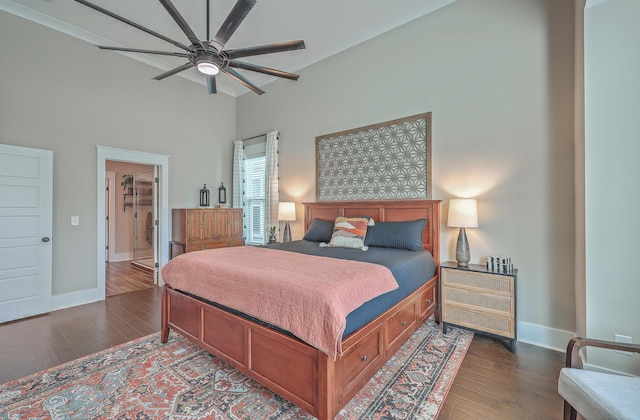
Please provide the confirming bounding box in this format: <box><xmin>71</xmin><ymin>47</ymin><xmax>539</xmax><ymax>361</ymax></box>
<box><xmin>71</xmin><ymin>216</ymin><xmax>80</xmax><ymax>226</ymax></box>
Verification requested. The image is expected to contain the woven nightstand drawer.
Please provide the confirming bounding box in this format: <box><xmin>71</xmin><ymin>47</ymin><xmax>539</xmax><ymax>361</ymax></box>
<box><xmin>442</xmin><ymin>287</ymin><xmax>513</xmax><ymax>317</ymax></box>
<box><xmin>442</xmin><ymin>268</ymin><xmax>513</xmax><ymax>295</ymax></box>
<box><xmin>443</xmin><ymin>306</ymin><xmax>515</xmax><ymax>338</ymax></box>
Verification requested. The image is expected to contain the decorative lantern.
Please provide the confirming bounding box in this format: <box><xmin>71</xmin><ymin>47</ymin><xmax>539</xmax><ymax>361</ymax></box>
<box><xmin>218</xmin><ymin>182</ymin><xmax>227</xmax><ymax>205</ymax></box>
<box><xmin>199</xmin><ymin>184</ymin><xmax>210</xmax><ymax>207</ymax></box>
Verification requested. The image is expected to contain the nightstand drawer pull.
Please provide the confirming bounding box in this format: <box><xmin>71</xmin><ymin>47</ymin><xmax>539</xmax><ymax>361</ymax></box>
<box><xmin>401</xmin><ymin>320</ymin><xmax>407</xmax><ymax>326</ymax></box>
<box><xmin>361</xmin><ymin>355</ymin><xmax>368</xmax><ymax>362</ymax></box>
<box><xmin>425</xmin><ymin>299</ymin><xmax>432</xmax><ymax>303</ymax></box>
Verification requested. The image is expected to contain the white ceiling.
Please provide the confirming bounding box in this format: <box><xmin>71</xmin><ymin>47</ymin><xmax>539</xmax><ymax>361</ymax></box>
<box><xmin>0</xmin><ymin>0</ymin><xmax>457</xmax><ymax>97</ymax></box>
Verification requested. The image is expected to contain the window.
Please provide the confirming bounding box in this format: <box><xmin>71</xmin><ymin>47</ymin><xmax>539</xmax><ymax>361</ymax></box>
<box><xmin>233</xmin><ymin>132</ymin><xmax>278</xmax><ymax>246</ymax></box>
<box><xmin>244</xmin><ymin>154</ymin><xmax>266</xmax><ymax>245</ymax></box>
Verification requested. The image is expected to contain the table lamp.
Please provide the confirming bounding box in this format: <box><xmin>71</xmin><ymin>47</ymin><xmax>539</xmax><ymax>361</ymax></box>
<box><xmin>278</xmin><ymin>202</ymin><xmax>296</xmax><ymax>242</ymax></box>
<box><xmin>447</xmin><ymin>198</ymin><xmax>478</xmax><ymax>267</ymax></box>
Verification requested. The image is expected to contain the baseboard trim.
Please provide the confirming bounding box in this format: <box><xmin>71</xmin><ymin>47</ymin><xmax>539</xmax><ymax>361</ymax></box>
<box><xmin>517</xmin><ymin>321</ymin><xmax>574</xmax><ymax>352</ymax></box>
<box><xmin>110</xmin><ymin>253</ymin><xmax>132</xmax><ymax>263</ymax></box>
<box><xmin>51</xmin><ymin>287</ymin><xmax>103</xmax><ymax>312</ymax></box>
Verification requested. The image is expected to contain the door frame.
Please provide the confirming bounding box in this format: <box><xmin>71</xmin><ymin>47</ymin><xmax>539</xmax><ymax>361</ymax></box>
<box><xmin>97</xmin><ymin>146</ymin><xmax>169</xmax><ymax>300</ymax></box>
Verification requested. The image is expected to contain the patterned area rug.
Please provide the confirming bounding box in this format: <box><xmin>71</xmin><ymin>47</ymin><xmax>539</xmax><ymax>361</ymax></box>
<box><xmin>0</xmin><ymin>320</ymin><xmax>472</xmax><ymax>419</ymax></box>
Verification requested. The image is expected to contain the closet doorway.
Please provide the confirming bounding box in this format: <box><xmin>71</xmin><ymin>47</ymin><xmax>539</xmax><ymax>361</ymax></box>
<box><xmin>97</xmin><ymin>146</ymin><xmax>170</xmax><ymax>302</ymax></box>
<box><xmin>105</xmin><ymin>161</ymin><xmax>157</xmax><ymax>297</ymax></box>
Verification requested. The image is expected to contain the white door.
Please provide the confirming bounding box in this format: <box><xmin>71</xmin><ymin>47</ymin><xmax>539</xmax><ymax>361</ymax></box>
<box><xmin>0</xmin><ymin>144</ymin><xmax>53</xmax><ymax>323</ymax></box>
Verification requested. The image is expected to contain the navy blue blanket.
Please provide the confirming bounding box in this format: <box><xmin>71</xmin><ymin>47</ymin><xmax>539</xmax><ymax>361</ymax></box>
<box><xmin>265</xmin><ymin>239</ymin><xmax>436</xmax><ymax>337</ymax></box>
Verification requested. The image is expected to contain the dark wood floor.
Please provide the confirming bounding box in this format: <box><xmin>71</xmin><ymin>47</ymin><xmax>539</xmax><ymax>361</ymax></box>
<box><xmin>0</xmin><ymin>287</ymin><xmax>162</xmax><ymax>385</ymax></box>
<box><xmin>105</xmin><ymin>261</ymin><xmax>155</xmax><ymax>297</ymax></box>
<box><xmin>0</xmin><ymin>271</ymin><xmax>565</xmax><ymax>418</ymax></box>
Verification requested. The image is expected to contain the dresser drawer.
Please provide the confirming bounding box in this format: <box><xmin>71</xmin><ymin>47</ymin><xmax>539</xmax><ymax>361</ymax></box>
<box><xmin>210</xmin><ymin>238</ymin><xmax>245</xmax><ymax>248</ymax></box>
<box><xmin>442</xmin><ymin>268</ymin><xmax>513</xmax><ymax>296</ymax></box>
<box><xmin>186</xmin><ymin>242</ymin><xmax>214</xmax><ymax>252</ymax></box>
<box><xmin>339</xmin><ymin>327</ymin><xmax>383</xmax><ymax>398</ymax></box>
<box><xmin>186</xmin><ymin>239</ymin><xmax>244</xmax><ymax>252</ymax></box>
<box><xmin>442</xmin><ymin>287</ymin><xmax>514</xmax><ymax>317</ymax></box>
<box><xmin>385</xmin><ymin>301</ymin><xmax>416</xmax><ymax>349</ymax></box>
<box><xmin>419</xmin><ymin>282</ymin><xmax>437</xmax><ymax>319</ymax></box>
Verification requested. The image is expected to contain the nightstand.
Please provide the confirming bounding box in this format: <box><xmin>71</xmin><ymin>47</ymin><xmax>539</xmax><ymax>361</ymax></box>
<box><xmin>440</xmin><ymin>261</ymin><xmax>517</xmax><ymax>352</ymax></box>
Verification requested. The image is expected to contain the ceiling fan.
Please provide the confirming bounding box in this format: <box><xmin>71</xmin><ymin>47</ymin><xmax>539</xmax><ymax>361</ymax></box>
<box><xmin>74</xmin><ymin>0</ymin><xmax>306</xmax><ymax>95</ymax></box>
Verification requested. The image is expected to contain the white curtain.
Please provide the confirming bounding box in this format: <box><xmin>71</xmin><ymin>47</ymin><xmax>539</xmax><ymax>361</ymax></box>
<box><xmin>232</xmin><ymin>139</ymin><xmax>245</xmax><ymax>237</ymax></box>
<box><xmin>265</xmin><ymin>131</ymin><xmax>279</xmax><ymax>239</ymax></box>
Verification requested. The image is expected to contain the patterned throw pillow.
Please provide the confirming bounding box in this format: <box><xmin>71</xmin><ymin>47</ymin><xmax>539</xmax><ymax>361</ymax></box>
<box><xmin>320</xmin><ymin>216</ymin><xmax>371</xmax><ymax>251</ymax></box>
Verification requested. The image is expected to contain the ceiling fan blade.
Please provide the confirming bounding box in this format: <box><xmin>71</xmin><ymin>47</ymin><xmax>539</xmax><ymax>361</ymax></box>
<box><xmin>210</xmin><ymin>0</ymin><xmax>257</xmax><ymax>51</ymax></box>
<box><xmin>74</xmin><ymin>0</ymin><xmax>190</xmax><ymax>51</ymax></box>
<box><xmin>206</xmin><ymin>75</ymin><xmax>217</xmax><ymax>94</ymax></box>
<box><xmin>224</xmin><ymin>40</ymin><xmax>306</xmax><ymax>60</ymax></box>
<box><xmin>98</xmin><ymin>46</ymin><xmax>188</xmax><ymax>58</ymax></box>
<box><xmin>158</xmin><ymin>0</ymin><xmax>201</xmax><ymax>46</ymax></box>
<box><xmin>228</xmin><ymin>61</ymin><xmax>300</xmax><ymax>81</ymax></box>
<box><xmin>153</xmin><ymin>63</ymin><xmax>196</xmax><ymax>81</ymax></box>
<box><xmin>221</xmin><ymin>67</ymin><xmax>265</xmax><ymax>95</ymax></box>
<box><xmin>206</xmin><ymin>0</ymin><xmax>211</xmax><ymax>40</ymax></box>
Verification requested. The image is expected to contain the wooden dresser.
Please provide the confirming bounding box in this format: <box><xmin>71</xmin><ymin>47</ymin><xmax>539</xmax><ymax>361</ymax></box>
<box><xmin>440</xmin><ymin>261</ymin><xmax>517</xmax><ymax>351</ymax></box>
<box><xmin>170</xmin><ymin>208</ymin><xmax>244</xmax><ymax>259</ymax></box>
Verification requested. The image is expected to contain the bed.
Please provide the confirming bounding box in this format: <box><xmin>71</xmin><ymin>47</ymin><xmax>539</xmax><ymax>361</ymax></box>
<box><xmin>160</xmin><ymin>199</ymin><xmax>441</xmax><ymax>419</ymax></box>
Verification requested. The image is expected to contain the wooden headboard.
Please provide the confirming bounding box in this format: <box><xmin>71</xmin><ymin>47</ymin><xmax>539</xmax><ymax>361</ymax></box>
<box><xmin>303</xmin><ymin>200</ymin><xmax>442</xmax><ymax>265</ymax></box>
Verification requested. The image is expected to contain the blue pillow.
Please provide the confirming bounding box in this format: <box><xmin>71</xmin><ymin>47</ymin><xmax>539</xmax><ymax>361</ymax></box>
<box><xmin>364</xmin><ymin>219</ymin><xmax>426</xmax><ymax>251</ymax></box>
<box><xmin>303</xmin><ymin>218</ymin><xmax>335</xmax><ymax>242</ymax></box>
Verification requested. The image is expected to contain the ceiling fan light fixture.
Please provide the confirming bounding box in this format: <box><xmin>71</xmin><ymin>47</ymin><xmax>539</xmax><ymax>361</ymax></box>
<box><xmin>197</xmin><ymin>61</ymin><xmax>219</xmax><ymax>75</ymax></box>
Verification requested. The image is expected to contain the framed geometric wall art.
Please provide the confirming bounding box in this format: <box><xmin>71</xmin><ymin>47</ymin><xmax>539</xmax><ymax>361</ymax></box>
<box><xmin>316</xmin><ymin>112</ymin><xmax>432</xmax><ymax>201</ymax></box>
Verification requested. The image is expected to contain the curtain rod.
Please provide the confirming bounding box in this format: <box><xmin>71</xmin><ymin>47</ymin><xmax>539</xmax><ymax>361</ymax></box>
<box><xmin>241</xmin><ymin>133</ymin><xmax>267</xmax><ymax>142</ymax></box>
<box><xmin>240</xmin><ymin>130</ymin><xmax>279</xmax><ymax>142</ymax></box>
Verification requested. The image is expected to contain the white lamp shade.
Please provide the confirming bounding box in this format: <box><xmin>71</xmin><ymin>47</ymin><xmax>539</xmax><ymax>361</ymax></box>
<box><xmin>278</xmin><ymin>202</ymin><xmax>296</xmax><ymax>221</ymax></box>
<box><xmin>447</xmin><ymin>199</ymin><xmax>478</xmax><ymax>228</ymax></box>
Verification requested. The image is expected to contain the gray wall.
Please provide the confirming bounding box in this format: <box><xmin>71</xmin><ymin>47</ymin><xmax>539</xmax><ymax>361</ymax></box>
<box><xmin>0</xmin><ymin>11</ymin><xmax>236</xmax><ymax>296</ymax></box>
<box><xmin>237</xmin><ymin>0</ymin><xmax>577</xmax><ymax>349</ymax></box>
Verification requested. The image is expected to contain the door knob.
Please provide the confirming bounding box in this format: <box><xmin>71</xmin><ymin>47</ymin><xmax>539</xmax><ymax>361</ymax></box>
<box><xmin>41</xmin><ymin>237</ymin><xmax>50</xmax><ymax>243</ymax></box>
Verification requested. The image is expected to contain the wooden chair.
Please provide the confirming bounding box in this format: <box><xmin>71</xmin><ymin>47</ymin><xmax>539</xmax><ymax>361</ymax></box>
<box><xmin>558</xmin><ymin>337</ymin><xmax>640</xmax><ymax>420</ymax></box>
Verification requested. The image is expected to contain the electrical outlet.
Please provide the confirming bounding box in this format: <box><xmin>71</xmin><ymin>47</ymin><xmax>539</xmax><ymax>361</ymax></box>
<box><xmin>71</xmin><ymin>216</ymin><xmax>80</xmax><ymax>226</ymax></box>
<box><xmin>614</xmin><ymin>334</ymin><xmax>633</xmax><ymax>356</ymax></box>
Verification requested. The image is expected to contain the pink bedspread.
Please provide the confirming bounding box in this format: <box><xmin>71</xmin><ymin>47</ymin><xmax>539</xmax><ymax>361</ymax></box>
<box><xmin>161</xmin><ymin>246</ymin><xmax>398</xmax><ymax>359</ymax></box>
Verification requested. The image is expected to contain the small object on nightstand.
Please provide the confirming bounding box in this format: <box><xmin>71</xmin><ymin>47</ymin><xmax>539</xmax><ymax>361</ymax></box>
<box><xmin>440</xmin><ymin>261</ymin><xmax>517</xmax><ymax>352</ymax></box>
<box><xmin>268</xmin><ymin>226</ymin><xmax>277</xmax><ymax>244</ymax></box>
<box><xmin>486</xmin><ymin>256</ymin><xmax>514</xmax><ymax>273</ymax></box>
